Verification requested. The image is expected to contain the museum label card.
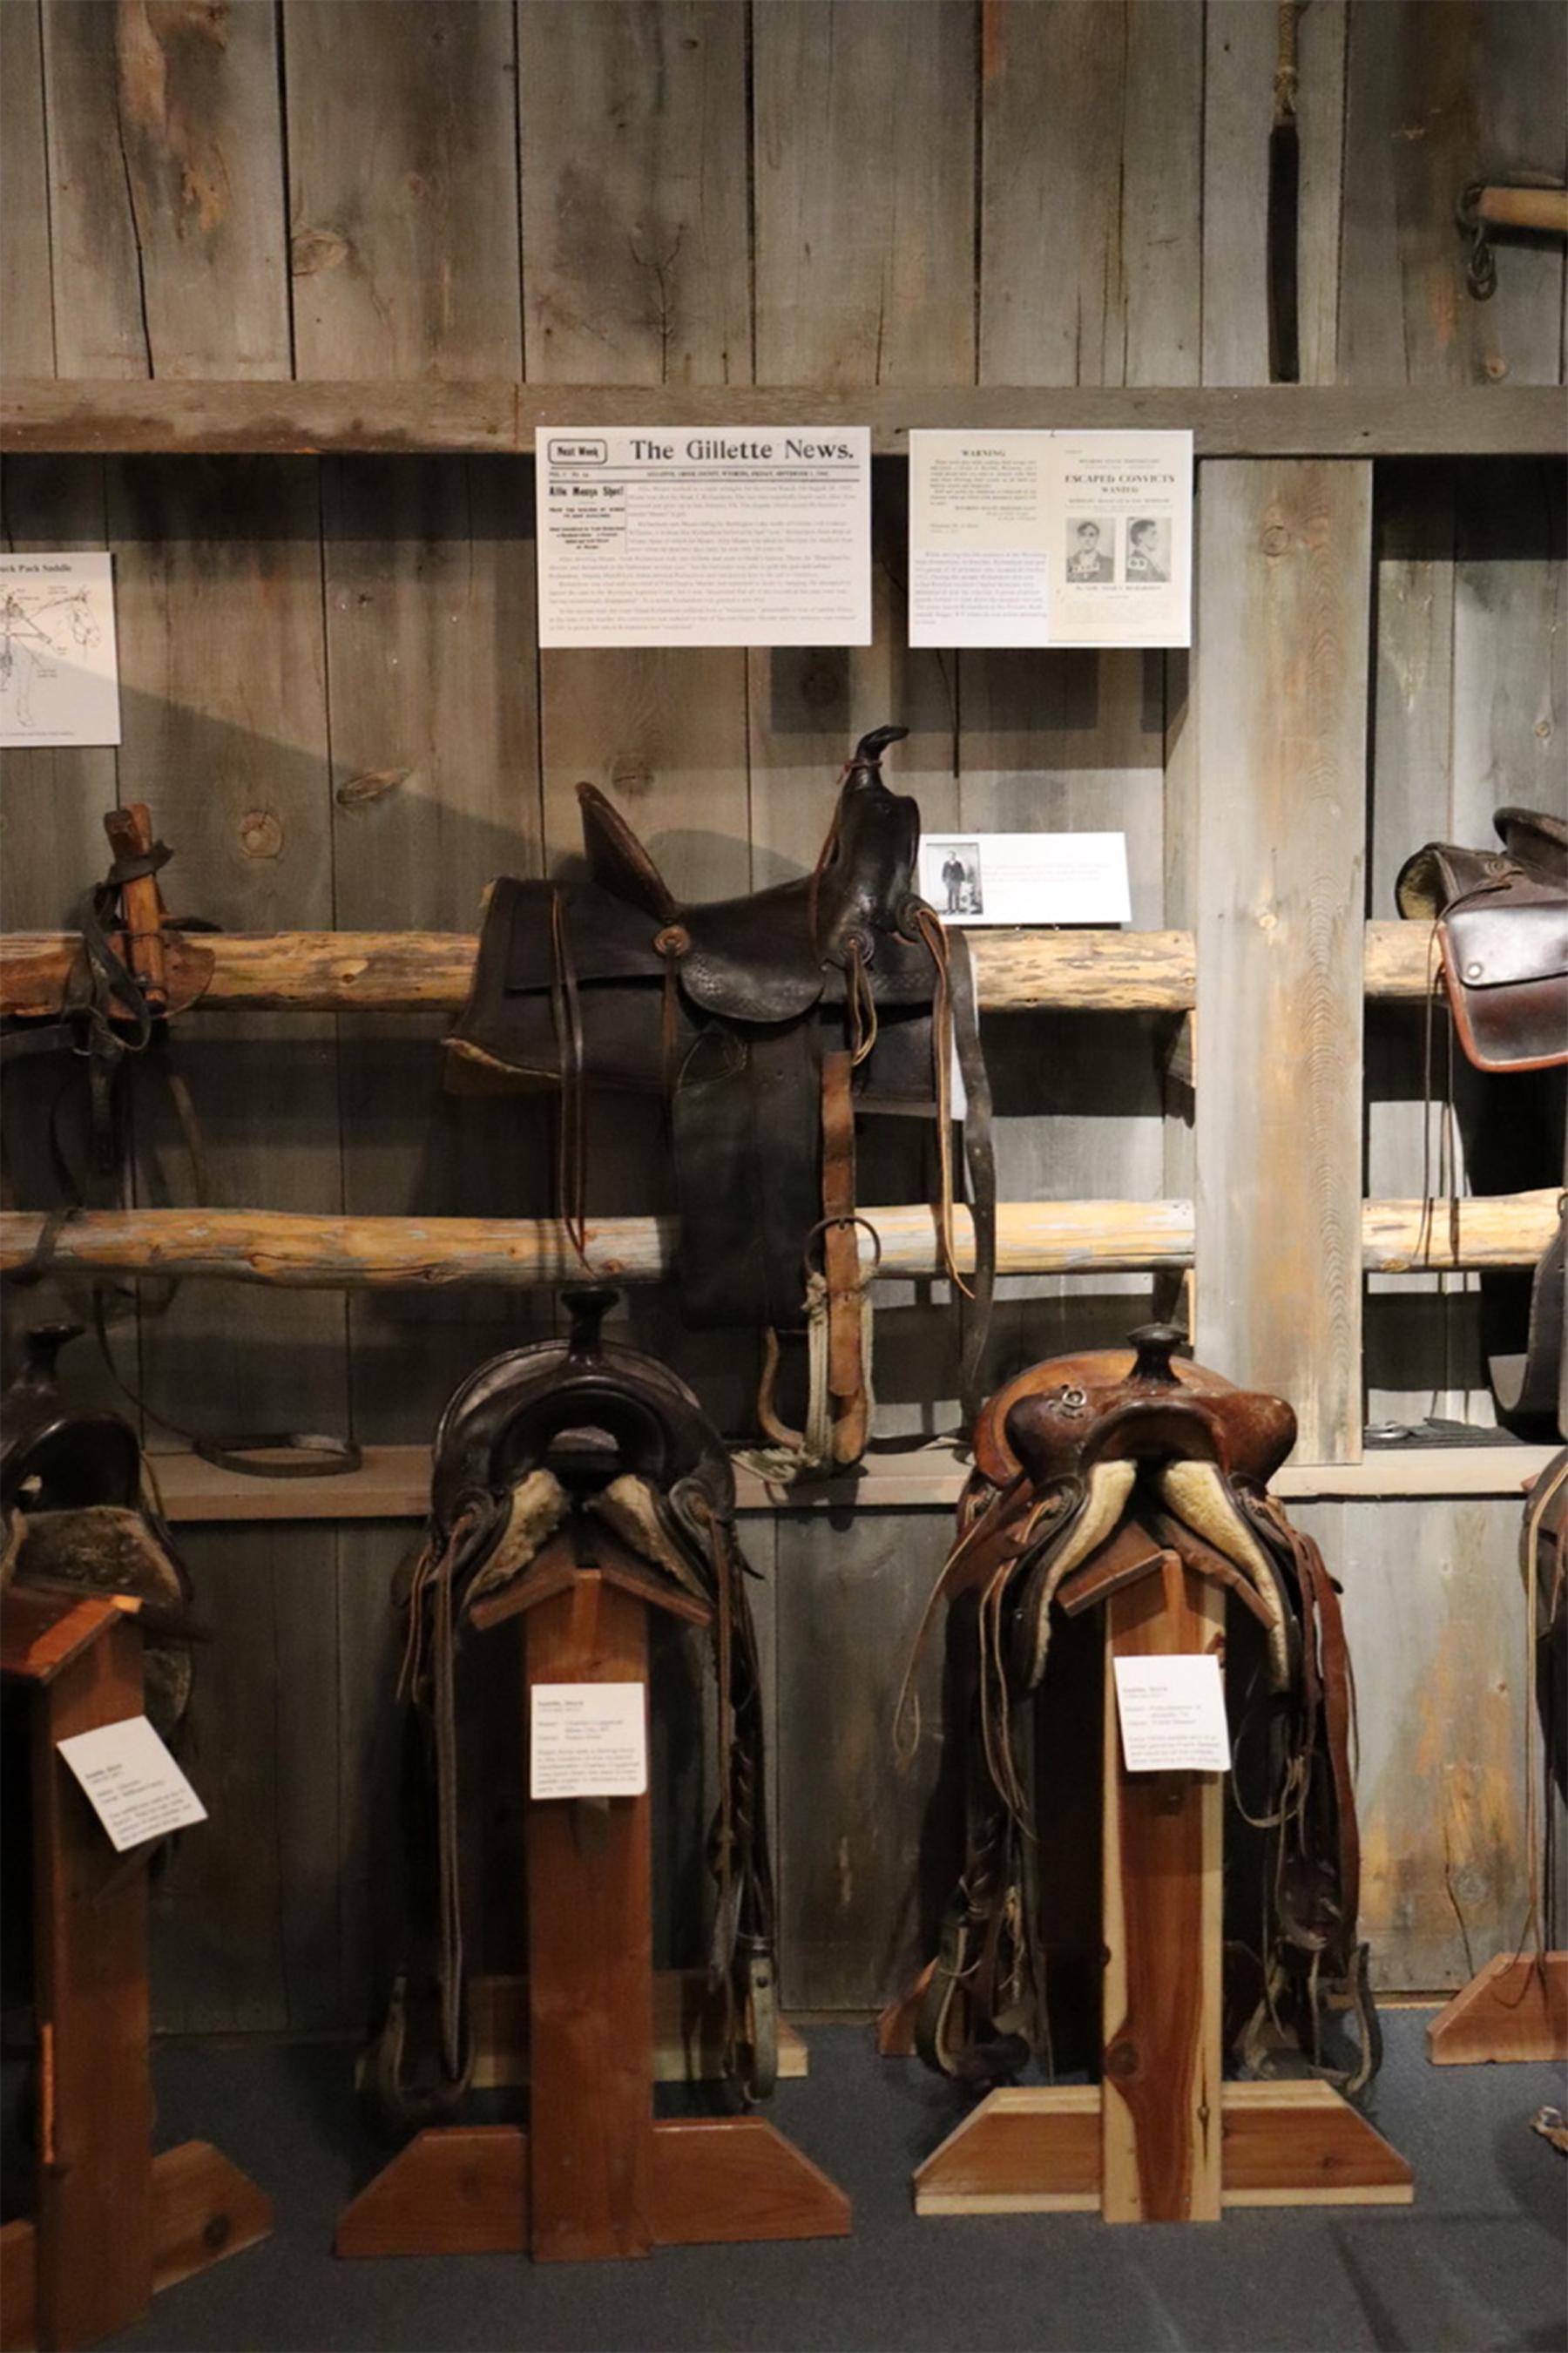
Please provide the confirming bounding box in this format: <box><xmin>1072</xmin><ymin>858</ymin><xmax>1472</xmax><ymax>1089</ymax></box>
<box><xmin>1112</xmin><ymin>1655</ymin><xmax>1230</xmax><ymax>1774</ymax></box>
<box><xmin>537</xmin><ymin>427</ymin><xmax>871</xmax><ymax>647</ymax></box>
<box><xmin>0</xmin><ymin>551</ymin><xmax>122</xmax><ymax>747</ymax></box>
<box><xmin>531</xmin><ymin>1681</ymin><xmax>648</xmax><ymax>1799</ymax></box>
<box><xmin>57</xmin><ymin>1715</ymin><xmax>207</xmax><ymax>1852</ymax></box>
<box><xmin>919</xmin><ymin>832</ymin><xmax>1132</xmax><ymax>927</ymax></box>
<box><xmin>908</xmin><ymin>429</ymin><xmax>1192</xmax><ymax>649</ymax></box>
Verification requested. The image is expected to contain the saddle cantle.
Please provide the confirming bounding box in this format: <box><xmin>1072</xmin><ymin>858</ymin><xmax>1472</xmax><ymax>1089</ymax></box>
<box><xmin>446</xmin><ymin>727</ymin><xmax>997</xmax><ymax>1467</ymax></box>
<box><xmin>902</xmin><ymin>1324</ymin><xmax>1375</xmax><ymax>2095</ymax></box>
<box><xmin>366</xmin><ymin>1286</ymin><xmax>777</xmax><ymax>2133</ymax></box>
<box><xmin>1396</xmin><ymin>806</ymin><xmax>1567</xmax><ymax>1075</ymax></box>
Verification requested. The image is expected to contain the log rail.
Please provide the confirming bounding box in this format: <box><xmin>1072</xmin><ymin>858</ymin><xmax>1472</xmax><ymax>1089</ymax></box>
<box><xmin>0</xmin><ymin>921</ymin><xmax>1437</xmax><ymax>1018</ymax></box>
<box><xmin>0</xmin><ymin>1192</ymin><xmax>1553</xmax><ymax>1289</ymax></box>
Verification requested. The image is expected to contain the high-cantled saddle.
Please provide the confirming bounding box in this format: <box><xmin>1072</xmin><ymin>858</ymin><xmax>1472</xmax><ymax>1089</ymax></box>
<box><xmin>1396</xmin><ymin>807</ymin><xmax>1567</xmax><ymax>1075</ymax></box>
<box><xmin>366</xmin><ymin>1287</ymin><xmax>776</xmax><ymax>2133</ymax></box>
<box><xmin>447</xmin><ymin>727</ymin><xmax>996</xmax><ymax>1467</ymax></box>
<box><xmin>1</xmin><ymin>1324</ymin><xmax>192</xmax><ymax>1738</ymax></box>
<box><xmin>903</xmin><ymin>1324</ymin><xmax>1375</xmax><ymax>2093</ymax></box>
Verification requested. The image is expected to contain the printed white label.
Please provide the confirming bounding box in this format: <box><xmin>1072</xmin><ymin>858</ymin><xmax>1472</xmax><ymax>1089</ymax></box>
<box><xmin>0</xmin><ymin>551</ymin><xmax>122</xmax><ymax>747</ymax></box>
<box><xmin>537</xmin><ymin>426</ymin><xmax>871</xmax><ymax>647</ymax></box>
<box><xmin>57</xmin><ymin>1714</ymin><xmax>207</xmax><ymax>1852</ymax></box>
<box><xmin>1112</xmin><ymin>1653</ymin><xmax>1230</xmax><ymax>1774</ymax></box>
<box><xmin>920</xmin><ymin>831</ymin><xmax>1132</xmax><ymax>927</ymax></box>
<box><xmin>531</xmin><ymin>1680</ymin><xmax>648</xmax><ymax>1799</ymax></box>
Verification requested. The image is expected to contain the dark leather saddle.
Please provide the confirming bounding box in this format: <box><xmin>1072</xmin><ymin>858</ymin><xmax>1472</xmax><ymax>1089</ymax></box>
<box><xmin>1</xmin><ymin>1323</ymin><xmax>193</xmax><ymax>1739</ymax></box>
<box><xmin>366</xmin><ymin>1287</ymin><xmax>776</xmax><ymax>2133</ymax></box>
<box><xmin>1396</xmin><ymin>807</ymin><xmax>1566</xmax><ymax>1075</ymax></box>
<box><xmin>1396</xmin><ymin>807</ymin><xmax>1566</xmax><ymax>1437</ymax></box>
<box><xmin>902</xmin><ymin>1324</ymin><xmax>1375</xmax><ymax>2094</ymax></box>
<box><xmin>447</xmin><ymin>727</ymin><xmax>996</xmax><ymax>1467</ymax></box>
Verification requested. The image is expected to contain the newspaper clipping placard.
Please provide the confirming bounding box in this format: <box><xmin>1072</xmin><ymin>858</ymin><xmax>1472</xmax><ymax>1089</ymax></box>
<box><xmin>0</xmin><ymin>551</ymin><xmax>122</xmax><ymax>747</ymax></box>
<box><xmin>537</xmin><ymin>426</ymin><xmax>871</xmax><ymax>648</ymax></box>
<box><xmin>909</xmin><ymin>430</ymin><xmax>1191</xmax><ymax>650</ymax></box>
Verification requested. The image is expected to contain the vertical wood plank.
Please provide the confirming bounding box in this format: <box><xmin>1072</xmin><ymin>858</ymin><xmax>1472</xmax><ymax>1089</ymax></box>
<box><xmin>1294</xmin><ymin>1496</ymin><xmax>1532</xmax><ymax>1991</ymax></box>
<box><xmin>108</xmin><ymin>455</ymin><xmax>347</xmax><ymax>1447</ymax></box>
<box><xmin>285</xmin><ymin>0</ymin><xmax>523</xmax><ymax>377</ymax></box>
<box><xmin>1339</xmin><ymin>0</ymin><xmax>1566</xmax><ymax>387</ymax></box>
<box><xmin>754</xmin><ymin>0</ymin><xmax>976</xmax><ymax>385</ymax></box>
<box><xmin>42</xmin><ymin>0</ymin><xmax>291</xmax><ymax>379</ymax></box>
<box><xmin>322</xmin><ymin>454</ymin><xmax>551</xmax><ymax>1440</ymax></box>
<box><xmin>335</xmin><ymin>1523</ymin><xmax>416</xmax><ymax>2032</ymax></box>
<box><xmin>1120</xmin><ymin>0</ymin><xmax>1204</xmax><ymax>388</ymax></box>
<box><xmin>1</xmin><ymin>0</ymin><xmax>55</xmax><ymax>376</ymax></box>
<box><xmin>519</xmin><ymin>0</ymin><xmax>750</xmax><ymax>384</ymax></box>
<box><xmin>1201</xmin><ymin>0</ymin><xmax>1350</xmax><ymax>387</ymax></box>
<box><xmin>1193</xmin><ymin>461</ymin><xmax>1371</xmax><ymax>1460</ymax></box>
<box><xmin>979</xmin><ymin>0</ymin><xmax>1128</xmax><ymax>388</ymax></box>
<box><xmin>774</xmin><ymin>1508</ymin><xmax>950</xmax><ymax>2009</ymax></box>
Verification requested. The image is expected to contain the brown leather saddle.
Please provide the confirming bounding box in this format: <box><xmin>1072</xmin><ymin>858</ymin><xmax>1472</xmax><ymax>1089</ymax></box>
<box><xmin>1396</xmin><ymin>807</ymin><xmax>1566</xmax><ymax>1437</ymax></box>
<box><xmin>1396</xmin><ymin>807</ymin><xmax>1567</xmax><ymax>1075</ymax></box>
<box><xmin>447</xmin><ymin>728</ymin><xmax>996</xmax><ymax>1467</ymax></box>
<box><xmin>365</xmin><ymin>1287</ymin><xmax>776</xmax><ymax>2133</ymax></box>
<box><xmin>903</xmin><ymin>1324</ymin><xmax>1375</xmax><ymax>2093</ymax></box>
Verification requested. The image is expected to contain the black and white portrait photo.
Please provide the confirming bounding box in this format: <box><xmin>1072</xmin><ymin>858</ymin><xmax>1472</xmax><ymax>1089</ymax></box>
<box><xmin>937</xmin><ymin>842</ymin><xmax>983</xmax><ymax>916</ymax></box>
<box><xmin>1125</xmin><ymin>515</ymin><xmax>1171</xmax><ymax>583</ymax></box>
<box><xmin>1064</xmin><ymin>515</ymin><xmax>1115</xmax><ymax>583</ymax></box>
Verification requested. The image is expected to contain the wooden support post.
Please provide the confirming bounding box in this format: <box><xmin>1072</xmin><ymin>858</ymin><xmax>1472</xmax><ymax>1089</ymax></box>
<box><xmin>525</xmin><ymin>1573</ymin><xmax>655</xmax><ymax>2262</ymax></box>
<box><xmin>335</xmin><ymin>1538</ymin><xmax>849</xmax><ymax>2263</ymax></box>
<box><xmin>911</xmin><ymin>1578</ymin><xmax>1412</xmax><ymax>2223</ymax></box>
<box><xmin>0</xmin><ymin>1589</ymin><xmax>272</xmax><ymax>2353</ymax></box>
<box><xmin>1100</xmin><ymin>1564</ymin><xmax>1223</xmax><ymax>2222</ymax></box>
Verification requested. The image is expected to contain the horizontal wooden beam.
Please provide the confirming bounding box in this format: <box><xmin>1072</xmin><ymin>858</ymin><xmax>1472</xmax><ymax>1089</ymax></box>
<box><xmin>143</xmin><ymin>1437</ymin><xmax>1559</xmax><ymax>1522</ymax></box>
<box><xmin>0</xmin><ymin>1189</ymin><xmax>1552</xmax><ymax>1290</ymax></box>
<box><xmin>3</xmin><ymin>381</ymin><xmax>1562</xmax><ymax>459</ymax></box>
<box><xmin>0</xmin><ymin>922</ymin><xmax>1436</xmax><ymax>1018</ymax></box>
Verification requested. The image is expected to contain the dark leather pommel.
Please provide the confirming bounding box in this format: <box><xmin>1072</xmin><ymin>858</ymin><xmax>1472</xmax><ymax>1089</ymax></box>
<box><xmin>562</xmin><ymin>1285</ymin><xmax>618</xmax><ymax>1360</ymax></box>
<box><xmin>852</xmin><ymin>726</ymin><xmax>909</xmax><ymax>768</ymax></box>
<box><xmin>1127</xmin><ymin>1322</ymin><xmax>1187</xmax><ymax>1385</ymax></box>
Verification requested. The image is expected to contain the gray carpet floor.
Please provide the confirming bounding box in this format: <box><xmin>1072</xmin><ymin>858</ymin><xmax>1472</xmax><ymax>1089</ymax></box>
<box><xmin>101</xmin><ymin>2012</ymin><xmax>1564</xmax><ymax>2352</ymax></box>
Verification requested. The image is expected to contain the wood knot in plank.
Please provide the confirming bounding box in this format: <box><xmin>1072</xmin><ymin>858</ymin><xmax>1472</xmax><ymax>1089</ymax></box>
<box><xmin>610</xmin><ymin>757</ymin><xmax>653</xmax><ymax>797</ymax></box>
<box><xmin>291</xmin><ymin>227</ymin><xmax>351</xmax><ymax>278</ymax></box>
<box><xmin>1260</xmin><ymin>524</ymin><xmax>1291</xmax><ymax>557</ymax></box>
<box><xmin>238</xmin><ymin>811</ymin><xmax>283</xmax><ymax>860</ymax></box>
<box><xmin>336</xmin><ymin>768</ymin><xmax>409</xmax><ymax>810</ymax></box>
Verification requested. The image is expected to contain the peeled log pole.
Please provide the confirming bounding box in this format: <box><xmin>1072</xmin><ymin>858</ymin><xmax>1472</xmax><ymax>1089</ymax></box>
<box><xmin>0</xmin><ymin>1191</ymin><xmax>1553</xmax><ymax>1289</ymax></box>
<box><xmin>0</xmin><ymin>922</ymin><xmax>1439</xmax><ymax>1017</ymax></box>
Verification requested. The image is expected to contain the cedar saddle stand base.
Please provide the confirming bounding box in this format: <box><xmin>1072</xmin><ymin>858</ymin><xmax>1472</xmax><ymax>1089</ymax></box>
<box><xmin>0</xmin><ymin>1590</ymin><xmax>272</xmax><ymax>2353</ymax></box>
<box><xmin>906</xmin><ymin>1562</ymin><xmax>1413</xmax><ymax>2222</ymax></box>
<box><xmin>335</xmin><ymin>1548</ymin><xmax>850</xmax><ymax>2262</ymax></box>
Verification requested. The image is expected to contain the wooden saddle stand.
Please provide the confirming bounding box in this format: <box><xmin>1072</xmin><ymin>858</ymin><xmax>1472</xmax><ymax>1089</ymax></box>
<box><xmin>335</xmin><ymin>1527</ymin><xmax>849</xmax><ymax>2262</ymax></box>
<box><xmin>0</xmin><ymin>1587</ymin><xmax>272</xmax><ymax>2353</ymax></box>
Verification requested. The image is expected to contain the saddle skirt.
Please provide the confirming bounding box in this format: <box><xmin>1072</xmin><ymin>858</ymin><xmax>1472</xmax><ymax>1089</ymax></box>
<box><xmin>906</xmin><ymin>1325</ymin><xmax>1375</xmax><ymax>2093</ymax></box>
<box><xmin>1396</xmin><ymin>806</ymin><xmax>1567</xmax><ymax>1073</ymax></box>
<box><xmin>447</xmin><ymin>728</ymin><xmax>996</xmax><ymax>1465</ymax></box>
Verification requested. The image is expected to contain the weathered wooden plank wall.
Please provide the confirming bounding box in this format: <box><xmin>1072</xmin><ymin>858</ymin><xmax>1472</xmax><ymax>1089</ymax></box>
<box><xmin>1</xmin><ymin>0</ymin><xmax>1564</xmax><ymax>2029</ymax></box>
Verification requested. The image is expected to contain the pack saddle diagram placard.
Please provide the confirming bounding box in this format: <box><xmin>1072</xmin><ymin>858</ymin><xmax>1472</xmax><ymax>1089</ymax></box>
<box><xmin>0</xmin><ymin>551</ymin><xmax>122</xmax><ymax>747</ymax></box>
<box><xmin>537</xmin><ymin>427</ymin><xmax>871</xmax><ymax>648</ymax></box>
